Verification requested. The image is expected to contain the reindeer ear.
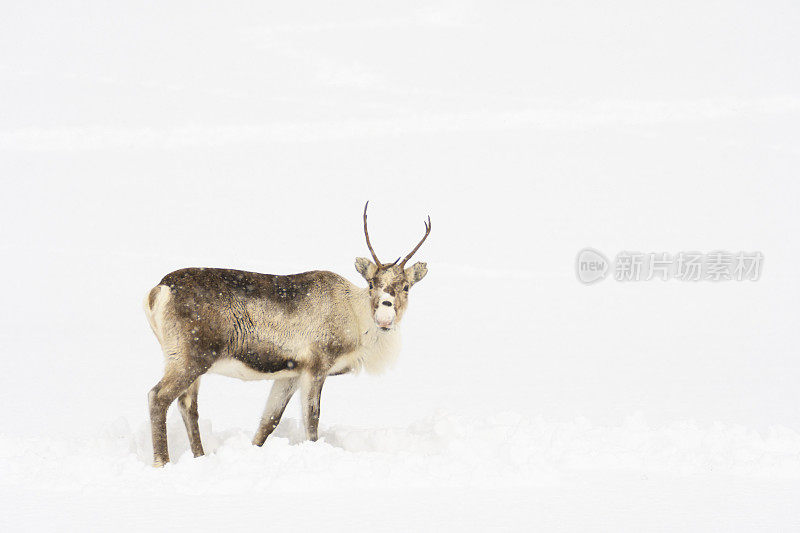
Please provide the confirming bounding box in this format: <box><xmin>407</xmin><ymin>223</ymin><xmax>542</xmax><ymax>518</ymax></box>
<box><xmin>355</xmin><ymin>257</ymin><xmax>378</xmax><ymax>280</ymax></box>
<box><xmin>405</xmin><ymin>261</ymin><xmax>428</xmax><ymax>286</ymax></box>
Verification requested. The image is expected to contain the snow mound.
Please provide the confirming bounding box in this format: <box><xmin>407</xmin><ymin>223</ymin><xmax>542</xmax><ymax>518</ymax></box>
<box><xmin>2</xmin><ymin>412</ymin><xmax>800</xmax><ymax>499</ymax></box>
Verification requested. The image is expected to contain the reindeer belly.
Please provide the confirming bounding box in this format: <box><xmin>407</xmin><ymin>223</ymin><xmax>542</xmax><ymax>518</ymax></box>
<box><xmin>208</xmin><ymin>343</ymin><xmax>302</xmax><ymax>381</ymax></box>
<box><xmin>207</xmin><ymin>358</ymin><xmax>300</xmax><ymax>381</ymax></box>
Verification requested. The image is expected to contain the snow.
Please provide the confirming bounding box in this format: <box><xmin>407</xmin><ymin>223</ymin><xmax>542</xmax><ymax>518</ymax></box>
<box><xmin>2</xmin><ymin>1</ymin><xmax>800</xmax><ymax>530</ymax></box>
<box><xmin>3</xmin><ymin>412</ymin><xmax>800</xmax><ymax>529</ymax></box>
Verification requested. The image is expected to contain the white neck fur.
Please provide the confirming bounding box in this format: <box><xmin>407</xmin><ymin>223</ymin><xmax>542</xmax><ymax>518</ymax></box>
<box><xmin>348</xmin><ymin>288</ymin><xmax>402</xmax><ymax>375</ymax></box>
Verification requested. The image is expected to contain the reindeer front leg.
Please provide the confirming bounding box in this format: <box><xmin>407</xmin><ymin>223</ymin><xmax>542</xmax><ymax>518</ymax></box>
<box><xmin>253</xmin><ymin>377</ymin><xmax>298</xmax><ymax>446</ymax></box>
<box><xmin>300</xmin><ymin>372</ymin><xmax>325</xmax><ymax>441</ymax></box>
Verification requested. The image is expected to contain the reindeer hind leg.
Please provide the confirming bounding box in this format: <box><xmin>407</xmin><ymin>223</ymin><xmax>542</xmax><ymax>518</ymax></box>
<box><xmin>148</xmin><ymin>361</ymin><xmax>204</xmax><ymax>467</ymax></box>
<box><xmin>177</xmin><ymin>377</ymin><xmax>204</xmax><ymax>457</ymax></box>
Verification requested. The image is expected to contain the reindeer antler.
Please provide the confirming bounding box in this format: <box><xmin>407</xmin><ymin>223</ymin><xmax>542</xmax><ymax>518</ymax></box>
<box><xmin>363</xmin><ymin>201</ymin><xmax>385</xmax><ymax>268</ymax></box>
<box><xmin>364</xmin><ymin>202</ymin><xmax>429</xmax><ymax>269</ymax></box>
<box><xmin>399</xmin><ymin>214</ymin><xmax>431</xmax><ymax>267</ymax></box>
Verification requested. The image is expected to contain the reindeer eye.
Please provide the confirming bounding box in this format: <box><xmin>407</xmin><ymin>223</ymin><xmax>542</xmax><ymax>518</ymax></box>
<box><xmin>403</xmin><ymin>284</ymin><xmax>409</xmax><ymax>292</ymax></box>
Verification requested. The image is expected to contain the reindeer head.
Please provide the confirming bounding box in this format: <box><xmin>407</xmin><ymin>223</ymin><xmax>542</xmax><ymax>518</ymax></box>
<box><xmin>355</xmin><ymin>202</ymin><xmax>430</xmax><ymax>331</ymax></box>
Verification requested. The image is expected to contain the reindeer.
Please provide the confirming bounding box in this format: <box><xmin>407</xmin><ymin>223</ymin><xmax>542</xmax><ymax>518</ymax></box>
<box><xmin>143</xmin><ymin>202</ymin><xmax>430</xmax><ymax>466</ymax></box>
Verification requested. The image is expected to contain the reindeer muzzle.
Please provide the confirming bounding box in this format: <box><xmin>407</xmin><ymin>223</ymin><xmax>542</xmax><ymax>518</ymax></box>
<box><xmin>374</xmin><ymin>305</ymin><xmax>395</xmax><ymax>329</ymax></box>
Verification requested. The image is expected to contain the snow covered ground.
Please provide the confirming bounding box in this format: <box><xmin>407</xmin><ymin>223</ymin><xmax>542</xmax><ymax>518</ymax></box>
<box><xmin>2</xmin><ymin>2</ymin><xmax>800</xmax><ymax>530</ymax></box>
<box><xmin>4</xmin><ymin>412</ymin><xmax>800</xmax><ymax>530</ymax></box>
